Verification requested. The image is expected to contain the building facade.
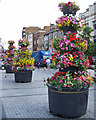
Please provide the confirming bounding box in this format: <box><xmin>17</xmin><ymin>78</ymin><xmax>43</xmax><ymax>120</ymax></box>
<box><xmin>44</xmin><ymin>27</ymin><xmax>63</xmax><ymax>53</ymax></box>
<box><xmin>34</xmin><ymin>31</ymin><xmax>46</xmax><ymax>51</ymax></box>
<box><xmin>79</xmin><ymin>2</ymin><xmax>96</xmax><ymax>42</ymax></box>
<box><xmin>22</xmin><ymin>26</ymin><xmax>50</xmax><ymax>51</ymax></box>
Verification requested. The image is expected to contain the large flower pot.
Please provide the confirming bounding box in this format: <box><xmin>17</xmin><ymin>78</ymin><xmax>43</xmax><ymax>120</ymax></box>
<box><xmin>6</xmin><ymin>66</ymin><xmax>14</xmax><ymax>73</ymax></box>
<box><xmin>15</xmin><ymin>70</ymin><xmax>32</xmax><ymax>83</ymax></box>
<box><xmin>48</xmin><ymin>84</ymin><xmax>89</xmax><ymax>118</ymax></box>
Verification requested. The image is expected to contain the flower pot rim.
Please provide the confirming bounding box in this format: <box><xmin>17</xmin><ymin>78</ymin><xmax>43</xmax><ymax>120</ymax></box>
<box><xmin>47</xmin><ymin>84</ymin><xmax>89</xmax><ymax>93</ymax></box>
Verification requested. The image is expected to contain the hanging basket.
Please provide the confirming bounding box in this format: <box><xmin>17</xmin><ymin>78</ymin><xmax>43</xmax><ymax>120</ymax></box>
<box><xmin>47</xmin><ymin>84</ymin><xmax>89</xmax><ymax>118</ymax></box>
<box><xmin>62</xmin><ymin>26</ymin><xmax>77</xmax><ymax>34</ymax></box>
<box><xmin>62</xmin><ymin>7</ymin><xmax>77</xmax><ymax>15</ymax></box>
<box><xmin>21</xmin><ymin>44</ymin><xmax>28</xmax><ymax>47</ymax></box>
<box><xmin>9</xmin><ymin>43</ymin><xmax>14</xmax><ymax>46</ymax></box>
<box><xmin>15</xmin><ymin>70</ymin><xmax>32</xmax><ymax>83</ymax></box>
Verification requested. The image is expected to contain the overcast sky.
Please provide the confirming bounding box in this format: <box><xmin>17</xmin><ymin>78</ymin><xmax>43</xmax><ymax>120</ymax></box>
<box><xmin>0</xmin><ymin>0</ymin><xmax>95</xmax><ymax>48</ymax></box>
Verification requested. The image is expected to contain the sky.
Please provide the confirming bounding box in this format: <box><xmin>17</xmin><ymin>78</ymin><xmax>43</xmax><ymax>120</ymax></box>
<box><xmin>0</xmin><ymin>0</ymin><xmax>96</xmax><ymax>49</ymax></box>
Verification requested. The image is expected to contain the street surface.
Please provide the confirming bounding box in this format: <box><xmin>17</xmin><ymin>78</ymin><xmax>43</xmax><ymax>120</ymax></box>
<box><xmin>0</xmin><ymin>68</ymin><xmax>95</xmax><ymax>119</ymax></box>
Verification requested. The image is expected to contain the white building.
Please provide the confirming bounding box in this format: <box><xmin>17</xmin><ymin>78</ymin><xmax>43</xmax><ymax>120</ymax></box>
<box><xmin>79</xmin><ymin>2</ymin><xmax>96</xmax><ymax>42</ymax></box>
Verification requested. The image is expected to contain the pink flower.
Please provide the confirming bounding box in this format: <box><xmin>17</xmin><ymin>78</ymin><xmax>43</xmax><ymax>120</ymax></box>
<box><xmin>82</xmin><ymin>76</ymin><xmax>86</xmax><ymax>81</ymax></box>
<box><xmin>65</xmin><ymin>40</ymin><xmax>70</xmax><ymax>46</ymax></box>
<box><xmin>67</xmin><ymin>31</ymin><xmax>71</xmax><ymax>34</ymax></box>
<box><xmin>63</xmin><ymin>85</ymin><xmax>67</xmax><ymax>87</ymax></box>
<box><xmin>66</xmin><ymin>47</ymin><xmax>68</xmax><ymax>50</ymax></box>
<box><xmin>59</xmin><ymin>80</ymin><xmax>63</xmax><ymax>83</ymax></box>
<box><xmin>68</xmin><ymin>85</ymin><xmax>71</xmax><ymax>87</ymax></box>
<box><xmin>61</xmin><ymin>47</ymin><xmax>65</xmax><ymax>50</ymax></box>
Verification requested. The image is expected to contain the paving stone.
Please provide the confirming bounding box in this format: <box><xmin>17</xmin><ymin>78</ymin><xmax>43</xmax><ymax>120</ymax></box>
<box><xmin>0</xmin><ymin>68</ymin><xmax>95</xmax><ymax>119</ymax></box>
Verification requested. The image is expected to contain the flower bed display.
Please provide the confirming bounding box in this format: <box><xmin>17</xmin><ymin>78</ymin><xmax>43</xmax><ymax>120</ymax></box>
<box><xmin>12</xmin><ymin>38</ymin><xmax>35</xmax><ymax>83</ymax></box>
<box><xmin>4</xmin><ymin>40</ymin><xmax>15</xmax><ymax>73</ymax></box>
<box><xmin>44</xmin><ymin>1</ymin><xmax>94</xmax><ymax>118</ymax></box>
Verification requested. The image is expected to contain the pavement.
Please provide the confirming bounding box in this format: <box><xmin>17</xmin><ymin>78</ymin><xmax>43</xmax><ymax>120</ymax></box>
<box><xmin>0</xmin><ymin>68</ymin><xmax>96</xmax><ymax>119</ymax></box>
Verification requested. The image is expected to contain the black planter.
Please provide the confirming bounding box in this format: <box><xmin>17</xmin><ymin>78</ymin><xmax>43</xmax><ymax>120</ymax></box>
<box><xmin>9</xmin><ymin>43</ymin><xmax>13</xmax><ymax>45</ymax></box>
<box><xmin>48</xmin><ymin>84</ymin><xmax>89</xmax><ymax>118</ymax></box>
<box><xmin>6</xmin><ymin>66</ymin><xmax>14</xmax><ymax>73</ymax></box>
<box><xmin>62</xmin><ymin>26</ymin><xmax>77</xmax><ymax>34</ymax></box>
<box><xmin>15</xmin><ymin>70</ymin><xmax>32</xmax><ymax>83</ymax></box>
<box><xmin>59</xmin><ymin>66</ymin><xmax>78</xmax><ymax>72</ymax></box>
<box><xmin>21</xmin><ymin>44</ymin><xmax>28</xmax><ymax>47</ymax></box>
<box><xmin>62</xmin><ymin>7</ymin><xmax>77</xmax><ymax>15</ymax></box>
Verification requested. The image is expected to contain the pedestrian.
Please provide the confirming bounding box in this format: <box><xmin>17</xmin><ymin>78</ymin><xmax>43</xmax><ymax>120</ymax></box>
<box><xmin>46</xmin><ymin>57</ymin><xmax>50</xmax><ymax>70</ymax></box>
<box><xmin>36</xmin><ymin>59</ymin><xmax>40</xmax><ymax>69</ymax></box>
<box><xmin>42</xmin><ymin>59</ymin><xmax>46</xmax><ymax>71</ymax></box>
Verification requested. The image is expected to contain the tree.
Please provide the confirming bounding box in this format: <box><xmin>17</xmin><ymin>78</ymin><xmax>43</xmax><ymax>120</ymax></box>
<box><xmin>79</xmin><ymin>26</ymin><xmax>96</xmax><ymax>56</ymax></box>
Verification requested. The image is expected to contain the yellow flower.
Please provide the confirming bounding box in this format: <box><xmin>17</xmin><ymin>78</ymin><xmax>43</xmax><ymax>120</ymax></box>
<box><xmin>69</xmin><ymin>56</ymin><xmax>73</xmax><ymax>62</ymax></box>
<box><xmin>7</xmin><ymin>52</ymin><xmax>10</xmax><ymax>55</ymax></box>
<box><xmin>79</xmin><ymin>41</ymin><xmax>87</xmax><ymax>51</ymax></box>
<box><xmin>67</xmin><ymin>19</ymin><xmax>70</xmax><ymax>26</ymax></box>
<box><xmin>82</xmin><ymin>25</ymin><xmax>86</xmax><ymax>31</ymax></box>
<box><xmin>64</xmin><ymin>19</ymin><xmax>70</xmax><ymax>26</ymax></box>
<box><xmin>53</xmin><ymin>61</ymin><xmax>56</xmax><ymax>66</ymax></box>
<box><xmin>13</xmin><ymin>62</ymin><xmax>17</xmax><ymax>65</ymax></box>
<box><xmin>73</xmin><ymin>2</ymin><xmax>76</xmax><ymax>6</ymax></box>
<box><xmin>58</xmin><ymin>24</ymin><xmax>62</xmax><ymax>27</ymax></box>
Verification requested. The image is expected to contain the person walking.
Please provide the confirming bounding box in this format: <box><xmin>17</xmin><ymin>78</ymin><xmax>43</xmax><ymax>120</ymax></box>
<box><xmin>46</xmin><ymin>57</ymin><xmax>50</xmax><ymax>70</ymax></box>
<box><xmin>36</xmin><ymin>59</ymin><xmax>40</xmax><ymax>69</ymax></box>
<box><xmin>42</xmin><ymin>59</ymin><xmax>46</xmax><ymax>71</ymax></box>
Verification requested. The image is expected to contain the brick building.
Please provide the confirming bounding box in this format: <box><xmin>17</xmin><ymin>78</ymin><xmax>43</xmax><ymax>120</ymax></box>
<box><xmin>22</xmin><ymin>26</ymin><xmax>50</xmax><ymax>51</ymax></box>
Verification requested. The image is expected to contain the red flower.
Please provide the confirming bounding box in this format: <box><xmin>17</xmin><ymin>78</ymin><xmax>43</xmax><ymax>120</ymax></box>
<box><xmin>74</xmin><ymin>75</ymin><xmax>77</xmax><ymax>77</ymax></box>
<box><xmin>43</xmin><ymin>80</ymin><xmax>46</xmax><ymax>82</ymax></box>
<box><xmin>68</xmin><ymin>2</ymin><xmax>72</xmax><ymax>4</ymax></box>
<box><xmin>65</xmin><ymin>3</ymin><xmax>68</xmax><ymax>6</ymax></box>
<box><xmin>47</xmin><ymin>77</ymin><xmax>49</xmax><ymax>81</ymax></box>
<box><xmin>74</xmin><ymin>56</ymin><xmax>76</xmax><ymax>58</ymax></box>
<box><xmin>72</xmin><ymin>52</ymin><xmax>76</xmax><ymax>55</ymax></box>
<box><xmin>49</xmin><ymin>81</ymin><xmax>51</xmax><ymax>84</ymax></box>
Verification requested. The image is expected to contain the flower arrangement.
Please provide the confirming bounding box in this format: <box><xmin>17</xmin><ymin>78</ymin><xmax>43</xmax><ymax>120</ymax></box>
<box><xmin>44</xmin><ymin>1</ymin><xmax>94</xmax><ymax>91</ymax></box>
<box><xmin>18</xmin><ymin>38</ymin><xmax>30</xmax><ymax>47</ymax></box>
<box><xmin>58</xmin><ymin>1</ymin><xmax>80</xmax><ymax>13</ymax></box>
<box><xmin>8</xmin><ymin>40</ymin><xmax>15</xmax><ymax>44</ymax></box>
<box><xmin>45</xmin><ymin>71</ymin><xmax>93</xmax><ymax>90</ymax></box>
<box><xmin>44</xmin><ymin>31</ymin><xmax>94</xmax><ymax>90</ymax></box>
<box><xmin>56</xmin><ymin>15</ymin><xmax>81</xmax><ymax>31</ymax></box>
<box><xmin>4</xmin><ymin>40</ymin><xmax>15</xmax><ymax>66</ymax></box>
<box><xmin>12</xmin><ymin>39</ymin><xmax>35</xmax><ymax>72</ymax></box>
<box><xmin>51</xmin><ymin>32</ymin><xmax>87</xmax><ymax>52</ymax></box>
